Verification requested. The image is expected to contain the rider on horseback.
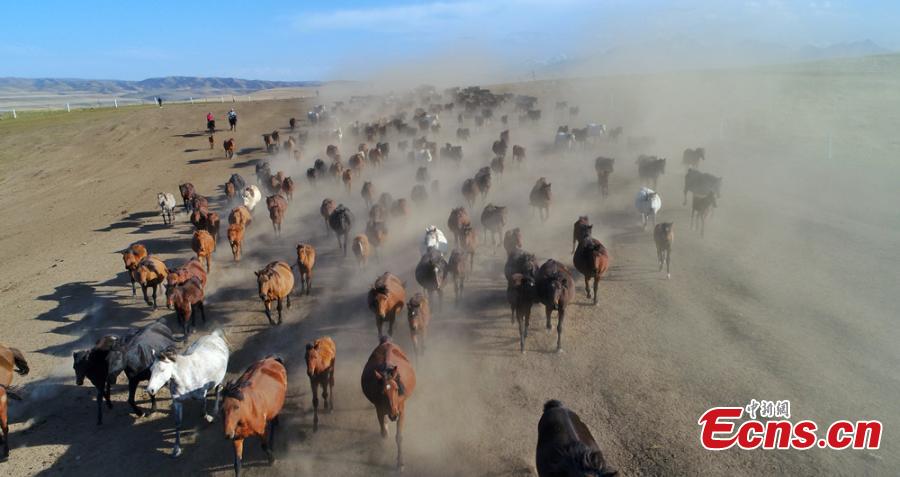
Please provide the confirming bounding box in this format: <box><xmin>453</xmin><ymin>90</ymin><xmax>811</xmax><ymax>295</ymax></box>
<box><xmin>206</xmin><ymin>112</ymin><xmax>215</xmax><ymax>132</ymax></box>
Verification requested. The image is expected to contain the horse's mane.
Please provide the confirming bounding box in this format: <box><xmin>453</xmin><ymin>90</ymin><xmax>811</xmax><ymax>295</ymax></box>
<box><xmin>223</xmin><ymin>356</ymin><xmax>282</xmax><ymax>401</ymax></box>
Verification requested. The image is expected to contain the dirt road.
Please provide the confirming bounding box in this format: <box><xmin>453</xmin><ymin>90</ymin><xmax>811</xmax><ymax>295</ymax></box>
<box><xmin>0</xmin><ymin>64</ymin><xmax>897</xmax><ymax>476</ymax></box>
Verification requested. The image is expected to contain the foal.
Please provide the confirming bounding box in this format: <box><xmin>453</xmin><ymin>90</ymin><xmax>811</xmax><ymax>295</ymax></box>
<box><xmin>305</xmin><ymin>337</ymin><xmax>335</xmax><ymax>432</ymax></box>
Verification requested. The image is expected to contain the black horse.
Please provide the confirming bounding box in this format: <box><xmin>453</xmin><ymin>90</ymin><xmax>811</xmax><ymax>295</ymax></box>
<box><xmin>328</xmin><ymin>205</ymin><xmax>354</xmax><ymax>256</ymax></box>
<box><xmin>536</xmin><ymin>400</ymin><xmax>618</xmax><ymax>477</ymax></box>
<box><xmin>415</xmin><ymin>247</ymin><xmax>448</xmax><ymax>312</ymax></box>
<box><xmin>73</xmin><ymin>320</ymin><xmax>176</xmax><ymax>425</ymax></box>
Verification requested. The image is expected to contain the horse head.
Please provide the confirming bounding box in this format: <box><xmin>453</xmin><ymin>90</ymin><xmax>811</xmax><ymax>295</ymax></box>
<box><xmin>146</xmin><ymin>347</ymin><xmax>178</xmax><ymax>396</ymax></box>
<box><xmin>374</xmin><ymin>365</ymin><xmax>405</xmax><ymax>420</ymax></box>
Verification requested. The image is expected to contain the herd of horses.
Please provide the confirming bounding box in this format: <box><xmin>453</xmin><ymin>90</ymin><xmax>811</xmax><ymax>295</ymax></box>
<box><xmin>2</xmin><ymin>85</ymin><xmax>727</xmax><ymax>475</ymax></box>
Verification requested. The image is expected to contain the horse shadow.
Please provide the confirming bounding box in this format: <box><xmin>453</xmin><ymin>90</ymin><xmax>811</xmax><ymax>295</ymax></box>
<box><xmin>236</xmin><ymin>147</ymin><xmax>262</xmax><ymax>156</ymax></box>
<box><xmin>187</xmin><ymin>158</ymin><xmax>220</xmax><ymax>165</ymax></box>
<box><xmin>172</xmin><ymin>132</ymin><xmax>207</xmax><ymax>138</ymax></box>
<box><xmin>94</xmin><ymin>211</ymin><xmax>159</xmax><ymax>232</ymax></box>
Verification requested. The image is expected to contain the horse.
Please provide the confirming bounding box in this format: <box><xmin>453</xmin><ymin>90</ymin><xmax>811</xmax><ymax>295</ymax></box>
<box><xmin>305</xmin><ymin>338</ymin><xmax>335</xmax><ymax>433</ymax></box>
<box><xmin>282</xmin><ymin>177</ymin><xmax>295</xmax><ymax>201</ymax></box>
<box><xmin>289</xmin><ymin>117</ymin><xmax>296</xmax><ymax>130</ymax></box>
<box><xmin>227</xmin><ymin>224</ymin><xmax>245</xmax><ymax>261</ymax></box>
<box><xmin>536</xmin><ymin>400</ymin><xmax>618</xmax><ymax>477</ymax></box>
<box><xmin>255</xmin><ymin>161</ymin><xmax>272</xmax><ymax>186</ymax></box>
<box><xmin>296</xmin><ymin>244</ymin><xmax>316</xmax><ymax>295</ymax></box>
<box><xmin>536</xmin><ymin>259</ymin><xmax>576</xmax><ymax>352</ymax></box>
<box><xmin>222</xmin><ymin>356</ymin><xmax>287</xmax><ymax>476</ymax></box>
<box><xmin>360</xmin><ymin>336</ymin><xmax>416</xmax><ymax>471</ymax></box>
<box><xmin>406</xmin><ymin>293</ymin><xmax>430</xmax><ymax>358</ymax></box>
<box><xmin>474</xmin><ymin>167</ymin><xmax>492</xmax><ymax>200</ymax></box>
<box><xmin>390</xmin><ymin>198</ymin><xmax>409</xmax><ymax>219</ymax></box>
<box><xmin>157</xmin><ymin>192</ymin><xmax>177</xmax><ymax>225</ymax></box>
<box><xmin>595</xmin><ymin>157</ymin><xmax>614</xmax><ymax>199</ymax></box>
<box><xmin>122</xmin><ymin>243</ymin><xmax>148</xmax><ymax>297</ymax></box>
<box><xmin>503</xmin><ymin>228</ymin><xmax>523</xmax><ymax>256</ymax></box>
<box><xmin>255</xmin><ymin>261</ymin><xmax>294</xmax><ymax>326</ymax></box>
<box><xmin>447</xmin><ymin>249</ymin><xmax>467</xmax><ymax>304</ymax></box>
<box><xmin>637</xmin><ymin>155</ymin><xmax>666</xmax><ymax>189</ymax></box>
<box><xmin>415</xmin><ymin>248</ymin><xmax>448</xmax><ymax>311</ymax></box>
<box><xmin>421</xmin><ymin>226</ymin><xmax>449</xmax><ymax>256</ymax></box>
<box><xmin>266</xmin><ymin>194</ymin><xmax>287</xmax><ymax>236</ymax></box>
<box><xmin>365</xmin><ymin>220</ymin><xmax>388</xmax><ymax>258</ymax></box>
<box><xmin>682</xmin><ymin>147</ymin><xmax>705</xmax><ymax>168</ymax></box>
<box><xmin>72</xmin><ymin>321</ymin><xmax>175</xmax><ymax>424</ymax></box>
<box><xmin>512</xmin><ymin>145</ymin><xmax>526</xmax><ymax>164</ymax></box>
<box><xmin>635</xmin><ymin>187</ymin><xmax>662</xmax><ymax>230</ymax></box>
<box><xmin>691</xmin><ymin>194</ymin><xmax>716</xmax><ymax>237</ymax></box>
<box><xmin>367</xmin><ymin>272</ymin><xmax>406</xmax><ymax>338</ymax></box>
<box><xmin>529</xmin><ymin>178</ymin><xmax>552</xmax><ymax>222</ymax></box>
<box><xmin>242</xmin><ymin>185</ymin><xmax>262</xmax><ymax>211</ymax></box>
<box><xmin>411</xmin><ymin>184</ymin><xmax>428</xmax><ymax>204</ymax></box>
<box><xmin>328</xmin><ymin>205</ymin><xmax>354</xmax><ymax>256</ymax></box>
<box><xmin>223</xmin><ymin>138</ymin><xmax>235</xmax><ymax>159</ymax></box>
<box><xmin>352</xmin><ymin>234</ymin><xmax>370</xmax><ymax>268</ymax></box>
<box><xmin>179</xmin><ymin>183</ymin><xmax>196</xmax><ymax>213</ymax></box>
<box><xmin>507</xmin><ymin>273</ymin><xmax>537</xmax><ymax>353</ymax></box>
<box><xmin>342</xmin><ymin>169</ymin><xmax>352</xmax><ymax>194</ymax></box>
<box><xmin>190</xmin><ymin>209</ymin><xmax>221</xmax><ymax>243</ymax></box>
<box><xmin>573</xmin><ymin>237</ymin><xmax>610</xmax><ymax>306</ymax></box>
<box><xmin>490</xmin><ymin>156</ymin><xmax>505</xmax><ymax>178</ymax></box>
<box><xmin>191</xmin><ymin>194</ymin><xmax>210</xmax><ymax>215</ymax></box>
<box><xmin>654</xmin><ymin>223</ymin><xmax>674</xmax><ymax>278</ymax></box>
<box><xmin>192</xmin><ymin>230</ymin><xmax>216</xmax><ymax>272</ymax></box>
<box><xmin>1</xmin><ymin>345</ymin><xmax>28</xmax><ymax>458</ymax></box>
<box><xmin>320</xmin><ymin>198</ymin><xmax>336</xmax><ymax>235</ymax></box>
<box><xmin>683</xmin><ymin>168</ymin><xmax>722</xmax><ymax>205</ymax></box>
<box><xmin>361</xmin><ymin>181</ymin><xmax>375</xmax><ymax>209</ymax></box>
<box><xmin>169</xmin><ymin>277</ymin><xmax>207</xmax><ymax>339</ymax></box>
<box><xmin>447</xmin><ymin>207</ymin><xmax>471</xmax><ymax>246</ymax></box>
<box><xmin>135</xmin><ymin>256</ymin><xmax>168</xmax><ymax>308</ymax></box>
<box><xmin>228</xmin><ymin>205</ymin><xmax>252</xmax><ymax>227</ymax></box>
<box><xmin>165</xmin><ymin>258</ymin><xmax>207</xmax><ymax>308</ymax></box>
<box><xmin>572</xmin><ymin>216</ymin><xmax>592</xmax><ymax>253</ymax></box>
<box><xmin>480</xmin><ymin>204</ymin><xmax>507</xmax><ymax>247</ymax></box>
<box><xmin>147</xmin><ymin>329</ymin><xmax>229</xmax><ymax>457</ymax></box>
<box><xmin>461</xmin><ymin>179</ymin><xmax>480</xmax><ymax>208</ymax></box>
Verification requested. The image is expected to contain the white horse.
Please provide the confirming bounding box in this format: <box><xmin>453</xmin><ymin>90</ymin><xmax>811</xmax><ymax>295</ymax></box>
<box><xmin>421</xmin><ymin>225</ymin><xmax>449</xmax><ymax>256</ymax></box>
<box><xmin>157</xmin><ymin>192</ymin><xmax>177</xmax><ymax>225</ymax></box>
<box><xmin>333</xmin><ymin>127</ymin><xmax>343</xmax><ymax>144</ymax></box>
<box><xmin>635</xmin><ymin>187</ymin><xmax>662</xmax><ymax>230</ymax></box>
<box><xmin>415</xmin><ymin>149</ymin><xmax>433</xmax><ymax>162</ymax></box>
<box><xmin>146</xmin><ymin>329</ymin><xmax>229</xmax><ymax>457</ymax></box>
<box><xmin>242</xmin><ymin>185</ymin><xmax>262</xmax><ymax>211</ymax></box>
<box><xmin>587</xmin><ymin>123</ymin><xmax>607</xmax><ymax>142</ymax></box>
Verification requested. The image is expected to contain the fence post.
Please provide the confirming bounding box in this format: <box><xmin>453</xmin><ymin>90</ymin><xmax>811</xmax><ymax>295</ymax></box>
<box><xmin>12</xmin><ymin>109</ymin><xmax>16</xmax><ymax>119</ymax></box>
<box><xmin>114</xmin><ymin>99</ymin><xmax>118</xmax><ymax>108</ymax></box>
<box><xmin>220</xmin><ymin>96</ymin><xmax>224</xmax><ymax>103</ymax></box>
<box><xmin>66</xmin><ymin>103</ymin><xmax>71</xmax><ymax>112</ymax></box>
<box><xmin>190</xmin><ymin>97</ymin><xmax>194</xmax><ymax>104</ymax></box>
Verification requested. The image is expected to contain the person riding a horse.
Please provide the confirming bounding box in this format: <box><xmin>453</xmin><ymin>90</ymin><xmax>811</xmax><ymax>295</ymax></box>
<box><xmin>206</xmin><ymin>112</ymin><xmax>215</xmax><ymax>132</ymax></box>
<box><xmin>228</xmin><ymin>108</ymin><xmax>237</xmax><ymax>130</ymax></box>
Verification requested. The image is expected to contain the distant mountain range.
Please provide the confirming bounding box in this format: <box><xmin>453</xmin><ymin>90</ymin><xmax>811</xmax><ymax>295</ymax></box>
<box><xmin>0</xmin><ymin>76</ymin><xmax>321</xmax><ymax>100</ymax></box>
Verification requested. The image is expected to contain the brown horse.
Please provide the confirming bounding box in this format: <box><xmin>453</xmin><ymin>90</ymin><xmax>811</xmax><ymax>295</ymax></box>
<box><xmin>320</xmin><ymin>198</ymin><xmax>336</xmax><ymax>235</ymax></box>
<box><xmin>480</xmin><ymin>203</ymin><xmax>507</xmax><ymax>247</ymax></box>
<box><xmin>461</xmin><ymin>178</ymin><xmax>479</xmax><ymax>208</ymax></box>
<box><xmin>691</xmin><ymin>193</ymin><xmax>716</xmax><ymax>237</ymax></box>
<box><xmin>460</xmin><ymin>223</ymin><xmax>477</xmax><ymax>268</ymax></box>
<box><xmin>222</xmin><ymin>356</ymin><xmax>287</xmax><ymax>477</ymax></box>
<box><xmin>654</xmin><ymin>222</ymin><xmax>674</xmax><ymax>279</ymax></box>
<box><xmin>529</xmin><ymin>177</ymin><xmax>552</xmax><ymax>222</ymax></box>
<box><xmin>0</xmin><ymin>345</ymin><xmax>28</xmax><ymax>460</ymax></box>
<box><xmin>190</xmin><ymin>210</ymin><xmax>221</xmax><ymax>243</ymax></box>
<box><xmin>223</xmin><ymin>138</ymin><xmax>235</xmax><ymax>159</ymax></box>
<box><xmin>361</xmin><ymin>181</ymin><xmax>375</xmax><ymax>209</ymax></box>
<box><xmin>360</xmin><ymin>337</ymin><xmax>416</xmax><ymax>471</ymax></box>
<box><xmin>225</xmin><ymin>181</ymin><xmax>236</xmax><ymax>202</ymax></box>
<box><xmin>573</xmin><ymin>237</ymin><xmax>610</xmax><ymax>306</ymax></box>
<box><xmin>192</xmin><ymin>230</ymin><xmax>216</xmax><ymax>272</ymax></box>
<box><xmin>367</xmin><ymin>273</ymin><xmax>406</xmax><ymax>338</ymax></box>
<box><xmin>406</xmin><ymin>293</ymin><xmax>430</xmax><ymax>358</ymax></box>
<box><xmin>169</xmin><ymin>277</ymin><xmax>206</xmax><ymax>338</ymax></box>
<box><xmin>296</xmin><ymin>243</ymin><xmax>316</xmax><ymax>295</ymax></box>
<box><xmin>227</xmin><ymin>224</ymin><xmax>245</xmax><ymax>261</ymax></box>
<box><xmin>255</xmin><ymin>261</ymin><xmax>294</xmax><ymax>325</ymax></box>
<box><xmin>447</xmin><ymin>249</ymin><xmax>467</xmax><ymax>303</ymax></box>
<box><xmin>507</xmin><ymin>273</ymin><xmax>536</xmax><ymax>353</ymax></box>
<box><xmin>135</xmin><ymin>255</ymin><xmax>168</xmax><ymax>308</ymax></box>
<box><xmin>572</xmin><ymin>216</ymin><xmax>592</xmax><ymax>253</ymax></box>
<box><xmin>512</xmin><ymin>144</ymin><xmax>526</xmax><ymax>163</ymax></box>
<box><xmin>122</xmin><ymin>243</ymin><xmax>148</xmax><ymax>296</ymax></box>
<box><xmin>305</xmin><ymin>337</ymin><xmax>335</xmax><ymax>432</ymax></box>
<box><xmin>342</xmin><ymin>169</ymin><xmax>352</xmax><ymax>194</ymax></box>
<box><xmin>536</xmin><ymin>259</ymin><xmax>576</xmax><ymax>352</ymax></box>
<box><xmin>503</xmin><ymin>228</ymin><xmax>523</xmax><ymax>256</ymax></box>
<box><xmin>365</xmin><ymin>220</ymin><xmax>388</xmax><ymax>258</ymax></box>
<box><xmin>266</xmin><ymin>194</ymin><xmax>287</xmax><ymax>236</ymax></box>
<box><xmin>228</xmin><ymin>205</ymin><xmax>252</xmax><ymax>227</ymax></box>
<box><xmin>165</xmin><ymin>258</ymin><xmax>207</xmax><ymax>308</ymax></box>
<box><xmin>352</xmin><ymin>234</ymin><xmax>370</xmax><ymax>268</ymax></box>
<box><xmin>281</xmin><ymin>177</ymin><xmax>295</xmax><ymax>201</ymax></box>
<box><xmin>537</xmin><ymin>400</ymin><xmax>618</xmax><ymax>477</ymax></box>
<box><xmin>446</xmin><ymin>207</ymin><xmax>471</xmax><ymax>246</ymax></box>
<box><xmin>390</xmin><ymin>199</ymin><xmax>409</xmax><ymax>219</ymax></box>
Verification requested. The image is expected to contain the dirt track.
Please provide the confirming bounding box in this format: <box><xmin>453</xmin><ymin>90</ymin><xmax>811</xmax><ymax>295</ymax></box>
<box><xmin>0</xmin><ymin>69</ymin><xmax>898</xmax><ymax>476</ymax></box>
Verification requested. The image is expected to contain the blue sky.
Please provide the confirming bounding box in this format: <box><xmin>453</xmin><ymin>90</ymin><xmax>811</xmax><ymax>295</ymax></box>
<box><xmin>2</xmin><ymin>0</ymin><xmax>899</xmax><ymax>81</ymax></box>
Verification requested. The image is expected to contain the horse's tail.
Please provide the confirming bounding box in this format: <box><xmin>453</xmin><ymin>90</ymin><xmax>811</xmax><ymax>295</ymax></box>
<box><xmin>543</xmin><ymin>399</ymin><xmax>563</xmax><ymax>412</ymax></box>
<box><xmin>10</xmin><ymin>347</ymin><xmax>29</xmax><ymax>376</ymax></box>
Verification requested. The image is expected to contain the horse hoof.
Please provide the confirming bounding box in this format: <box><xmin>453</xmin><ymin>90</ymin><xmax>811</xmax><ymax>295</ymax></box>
<box><xmin>556</xmin><ymin>348</ymin><xmax>565</xmax><ymax>354</ymax></box>
<box><xmin>204</xmin><ymin>414</ymin><xmax>214</xmax><ymax>423</ymax></box>
<box><xmin>666</xmin><ymin>273</ymin><xmax>671</xmax><ymax>279</ymax></box>
<box><xmin>172</xmin><ymin>447</ymin><xmax>182</xmax><ymax>458</ymax></box>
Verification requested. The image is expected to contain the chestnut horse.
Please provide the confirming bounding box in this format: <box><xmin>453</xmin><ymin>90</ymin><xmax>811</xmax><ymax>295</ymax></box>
<box><xmin>165</xmin><ymin>258</ymin><xmax>207</xmax><ymax>308</ymax></box>
<box><xmin>122</xmin><ymin>243</ymin><xmax>148</xmax><ymax>296</ymax></box>
<box><xmin>266</xmin><ymin>194</ymin><xmax>287</xmax><ymax>236</ymax></box>
<box><xmin>572</xmin><ymin>216</ymin><xmax>592</xmax><ymax>253</ymax></box>
<box><xmin>1</xmin><ymin>345</ymin><xmax>28</xmax><ymax>460</ymax></box>
<box><xmin>222</xmin><ymin>356</ymin><xmax>287</xmax><ymax>477</ymax></box>
<box><xmin>169</xmin><ymin>277</ymin><xmax>206</xmax><ymax>339</ymax></box>
<box><xmin>227</xmin><ymin>224</ymin><xmax>245</xmax><ymax>261</ymax></box>
<box><xmin>654</xmin><ymin>222</ymin><xmax>674</xmax><ymax>278</ymax></box>
<box><xmin>406</xmin><ymin>293</ymin><xmax>430</xmax><ymax>358</ymax></box>
<box><xmin>223</xmin><ymin>138</ymin><xmax>235</xmax><ymax>159</ymax></box>
<box><xmin>255</xmin><ymin>261</ymin><xmax>294</xmax><ymax>325</ymax></box>
<box><xmin>573</xmin><ymin>237</ymin><xmax>610</xmax><ymax>306</ymax></box>
<box><xmin>360</xmin><ymin>337</ymin><xmax>416</xmax><ymax>471</ymax></box>
<box><xmin>352</xmin><ymin>234</ymin><xmax>370</xmax><ymax>268</ymax></box>
<box><xmin>536</xmin><ymin>259</ymin><xmax>576</xmax><ymax>352</ymax></box>
<box><xmin>192</xmin><ymin>230</ymin><xmax>216</xmax><ymax>272</ymax></box>
<box><xmin>296</xmin><ymin>243</ymin><xmax>316</xmax><ymax>295</ymax></box>
<box><xmin>320</xmin><ymin>198</ymin><xmax>336</xmax><ymax>235</ymax></box>
<box><xmin>367</xmin><ymin>272</ymin><xmax>406</xmax><ymax>338</ymax></box>
<box><xmin>135</xmin><ymin>255</ymin><xmax>168</xmax><ymax>308</ymax></box>
<box><xmin>446</xmin><ymin>207</ymin><xmax>471</xmax><ymax>246</ymax></box>
<box><xmin>507</xmin><ymin>273</ymin><xmax>536</xmax><ymax>353</ymax></box>
<box><xmin>447</xmin><ymin>249</ymin><xmax>467</xmax><ymax>303</ymax></box>
<box><xmin>305</xmin><ymin>337</ymin><xmax>335</xmax><ymax>432</ymax></box>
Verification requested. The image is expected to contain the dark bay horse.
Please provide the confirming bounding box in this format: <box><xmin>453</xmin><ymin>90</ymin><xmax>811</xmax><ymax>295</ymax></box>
<box><xmin>536</xmin><ymin>400</ymin><xmax>618</xmax><ymax>476</ymax></box>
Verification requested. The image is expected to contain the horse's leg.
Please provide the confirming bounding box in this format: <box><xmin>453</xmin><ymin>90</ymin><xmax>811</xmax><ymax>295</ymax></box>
<box><xmin>95</xmin><ymin>386</ymin><xmax>104</xmax><ymax>426</ymax></box>
<box><xmin>377</xmin><ymin>410</ymin><xmax>388</xmax><ymax>438</ymax></box>
<box><xmin>151</xmin><ymin>284</ymin><xmax>158</xmax><ymax>309</ymax></box>
<box><xmin>261</xmin><ymin>418</ymin><xmax>275</xmax><ymax>465</ymax></box>
<box><xmin>328</xmin><ymin>365</ymin><xmax>336</xmax><ymax>412</ymax></box>
<box><xmin>172</xmin><ymin>401</ymin><xmax>183</xmax><ymax>457</ymax></box>
<box><xmin>198</xmin><ymin>301</ymin><xmax>206</xmax><ymax>324</ymax></box>
<box><xmin>556</xmin><ymin>307</ymin><xmax>565</xmax><ymax>353</ymax></box>
<box><xmin>128</xmin><ymin>377</ymin><xmax>144</xmax><ymax>417</ymax></box>
<box><xmin>666</xmin><ymin>248</ymin><xmax>671</xmax><ymax>279</ymax></box>
<box><xmin>264</xmin><ymin>301</ymin><xmax>275</xmax><ymax>326</ymax></box>
<box><xmin>593</xmin><ymin>276</ymin><xmax>599</xmax><ymax>306</ymax></box>
<box><xmin>212</xmin><ymin>384</ymin><xmax>221</xmax><ymax>418</ymax></box>
<box><xmin>584</xmin><ymin>275</ymin><xmax>591</xmax><ymax>299</ymax></box>
<box><xmin>387</xmin><ymin>312</ymin><xmax>394</xmax><ymax>337</ymax></box>
<box><xmin>130</xmin><ymin>272</ymin><xmax>137</xmax><ymax>297</ymax></box>
<box><xmin>396</xmin><ymin>411</ymin><xmax>405</xmax><ymax>471</ymax></box>
<box><xmin>149</xmin><ymin>385</ymin><xmax>158</xmax><ymax>415</ymax></box>
<box><xmin>276</xmin><ymin>298</ymin><xmax>283</xmax><ymax>325</ymax></box>
<box><xmin>518</xmin><ymin>313</ymin><xmax>526</xmax><ymax>354</ymax></box>
<box><xmin>233</xmin><ymin>439</ymin><xmax>244</xmax><ymax>477</ymax></box>
<box><xmin>311</xmin><ymin>379</ymin><xmax>320</xmax><ymax>432</ymax></box>
<box><xmin>286</xmin><ymin>293</ymin><xmax>292</xmax><ymax>309</ymax></box>
<box><xmin>141</xmin><ymin>284</ymin><xmax>151</xmax><ymax>307</ymax></box>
